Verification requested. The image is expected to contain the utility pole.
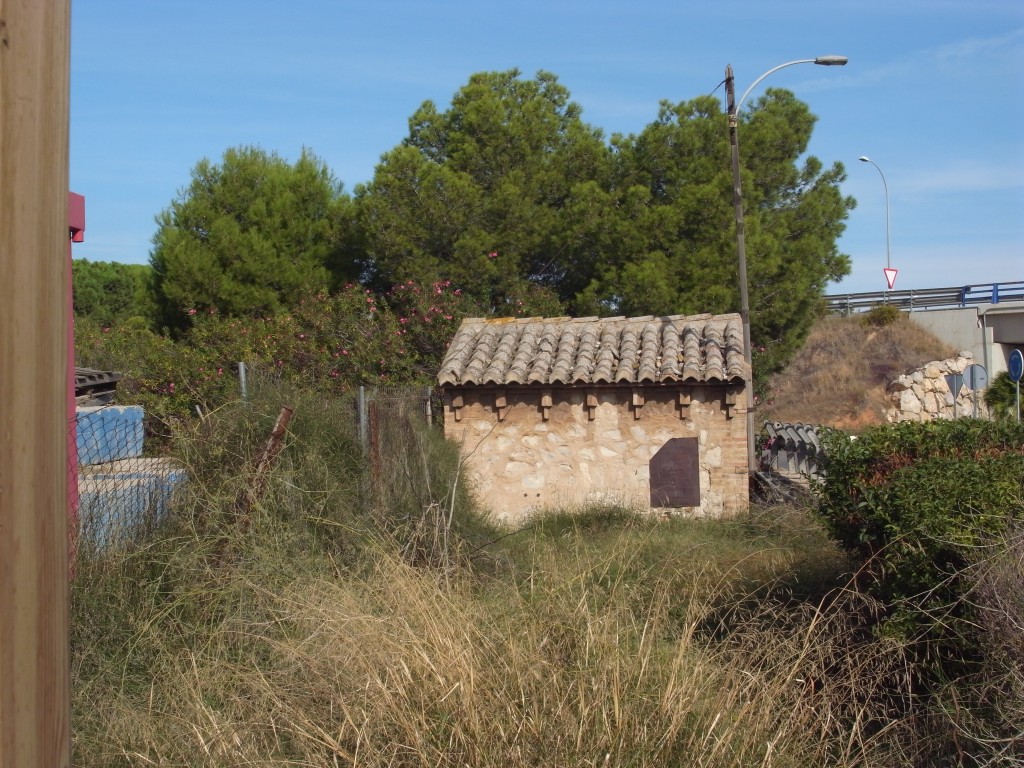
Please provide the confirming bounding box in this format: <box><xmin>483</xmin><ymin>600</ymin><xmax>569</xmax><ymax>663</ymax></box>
<box><xmin>723</xmin><ymin>56</ymin><xmax>848</xmax><ymax>479</ymax></box>
<box><xmin>725</xmin><ymin>65</ymin><xmax>757</xmax><ymax>476</ymax></box>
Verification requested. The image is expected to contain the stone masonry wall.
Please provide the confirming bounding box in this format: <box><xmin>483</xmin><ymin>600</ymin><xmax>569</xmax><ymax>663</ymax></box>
<box><xmin>887</xmin><ymin>352</ymin><xmax>989</xmax><ymax>422</ymax></box>
<box><xmin>442</xmin><ymin>385</ymin><xmax>748</xmax><ymax>524</ymax></box>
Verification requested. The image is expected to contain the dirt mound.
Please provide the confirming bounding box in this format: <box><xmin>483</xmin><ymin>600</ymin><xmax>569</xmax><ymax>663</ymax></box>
<box><xmin>759</xmin><ymin>314</ymin><xmax>955</xmax><ymax>433</ymax></box>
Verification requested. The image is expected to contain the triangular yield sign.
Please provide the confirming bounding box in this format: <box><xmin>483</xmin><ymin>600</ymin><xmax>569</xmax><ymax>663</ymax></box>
<box><xmin>883</xmin><ymin>267</ymin><xmax>898</xmax><ymax>290</ymax></box>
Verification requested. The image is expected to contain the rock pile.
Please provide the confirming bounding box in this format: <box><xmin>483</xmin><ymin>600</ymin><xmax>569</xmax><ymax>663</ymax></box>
<box><xmin>886</xmin><ymin>352</ymin><xmax>989</xmax><ymax>423</ymax></box>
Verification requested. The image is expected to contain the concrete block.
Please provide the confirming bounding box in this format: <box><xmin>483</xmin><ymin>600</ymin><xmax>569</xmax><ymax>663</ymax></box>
<box><xmin>76</xmin><ymin>405</ymin><xmax>144</xmax><ymax>465</ymax></box>
<box><xmin>77</xmin><ymin>458</ymin><xmax>187</xmax><ymax>551</ymax></box>
<box><xmin>78</xmin><ymin>474</ymin><xmax>158</xmax><ymax>549</ymax></box>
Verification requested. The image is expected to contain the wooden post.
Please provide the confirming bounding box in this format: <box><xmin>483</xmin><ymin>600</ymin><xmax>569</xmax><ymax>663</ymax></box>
<box><xmin>0</xmin><ymin>2</ymin><xmax>73</xmax><ymax>767</ymax></box>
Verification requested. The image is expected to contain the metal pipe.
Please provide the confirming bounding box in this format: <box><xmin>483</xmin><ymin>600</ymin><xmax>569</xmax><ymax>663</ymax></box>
<box><xmin>238</xmin><ymin>361</ymin><xmax>248</xmax><ymax>401</ymax></box>
<box><xmin>859</xmin><ymin>156</ymin><xmax>892</xmax><ymax>273</ymax></box>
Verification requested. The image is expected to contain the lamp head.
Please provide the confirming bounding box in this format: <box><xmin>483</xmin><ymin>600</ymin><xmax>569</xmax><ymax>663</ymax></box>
<box><xmin>814</xmin><ymin>55</ymin><xmax>849</xmax><ymax>66</ymax></box>
<box><xmin>859</xmin><ymin>156</ymin><xmax>871</xmax><ymax>163</ymax></box>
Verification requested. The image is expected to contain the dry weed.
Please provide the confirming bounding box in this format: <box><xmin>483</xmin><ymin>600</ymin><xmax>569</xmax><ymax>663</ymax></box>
<box><xmin>762</xmin><ymin>314</ymin><xmax>954</xmax><ymax>431</ymax></box>
<box><xmin>74</xmin><ymin>538</ymin><xmax>921</xmax><ymax>767</ymax></box>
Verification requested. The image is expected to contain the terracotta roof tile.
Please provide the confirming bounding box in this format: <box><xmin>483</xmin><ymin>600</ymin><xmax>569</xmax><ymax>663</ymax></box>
<box><xmin>437</xmin><ymin>313</ymin><xmax>749</xmax><ymax>386</ymax></box>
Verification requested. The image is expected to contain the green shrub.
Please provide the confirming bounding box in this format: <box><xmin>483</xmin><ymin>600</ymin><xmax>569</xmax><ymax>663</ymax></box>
<box><xmin>75</xmin><ymin>317</ymin><xmax>238</xmax><ymax>450</ymax></box>
<box><xmin>816</xmin><ymin>419</ymin><xmax>1024</xmax><ymax>676</ymax></box>
<box><xmin>985</xmin><ymin>370</ymin><xmax>1022</xmax><ymax>422</ymax></box>
<box><xmin>859</xmin><ymin>303</ymin><xmax>902</xmax><ymax>328</ymax></box>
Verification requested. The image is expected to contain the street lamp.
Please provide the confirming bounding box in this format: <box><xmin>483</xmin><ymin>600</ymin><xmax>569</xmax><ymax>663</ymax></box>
<box><xmin>858</xmin><ymin>155</ymin><xmax>892</xmax><ymax>272</ymax></box>
<box><xmin>725</xmin><ymin>55</ymin><xmax>848</xmax><ymax>475</ymax></box>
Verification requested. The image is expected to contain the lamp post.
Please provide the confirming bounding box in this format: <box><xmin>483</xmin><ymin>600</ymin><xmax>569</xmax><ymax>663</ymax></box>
<box><xmin>725</xmin><ymin>55</ymin><xmax>848</xmax><ymax>475</ymax></box>
<box><xmin>858</xmin><ymin>155</ymin><xmax>892</xmax><ymax>275</ymax></box>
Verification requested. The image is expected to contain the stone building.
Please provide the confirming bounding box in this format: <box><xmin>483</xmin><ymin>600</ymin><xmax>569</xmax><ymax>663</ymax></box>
<box><xmin>436</xmin><ymin>313</ymin><xmax>751</xmax><ymax>523</ymax></box>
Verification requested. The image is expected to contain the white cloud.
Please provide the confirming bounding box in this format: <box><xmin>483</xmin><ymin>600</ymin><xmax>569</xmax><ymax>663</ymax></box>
<box><xmin>931</xmin><ymin>29</ymin><xmax>1024</xmax><ymax>63</ymax></box>
<box><xmin>900</xmin><ymin>162</ymin><xmax>1024</xmax><ymax>196</ymax></box>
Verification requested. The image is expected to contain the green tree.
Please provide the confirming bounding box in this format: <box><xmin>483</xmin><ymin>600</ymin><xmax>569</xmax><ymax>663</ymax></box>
<box><xmin>72</xmin><ymin>259</ymin><xmax>155</xmax><ymax>327</ymax></box>
<box><xmin>358</xmin><ymin>73</ymin><xmax>853</xmax><ymax>379</ymax></box>
<box><xmin>150</xmin><ymin>146</ymin><xmax>358</xmax><ymax>331</ymax></box>
<box><xmin>576</xmin><ymin>91</ymin><xmax>854</xmax><ymax>377</ymax></box>
<box><xmin>357</xmin><ymin>69</ymin><xmax>608</xmax><ymax>310</ymax></box>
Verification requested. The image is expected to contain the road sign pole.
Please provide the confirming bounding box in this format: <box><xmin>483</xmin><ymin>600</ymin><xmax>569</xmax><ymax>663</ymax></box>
<box><xmin>1009</xmin><ymin>350</ymin><xmax>1023</xmax><ymax>423</ymax></box>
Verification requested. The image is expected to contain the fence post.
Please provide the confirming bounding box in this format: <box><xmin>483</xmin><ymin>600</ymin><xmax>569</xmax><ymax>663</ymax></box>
<box><xmin>238</xmin><ymin>361</ymin><xmax>248</xmax><ymax>401</ymax></box>
<box><xmin>425</xmin><ymin>386</ymin><xmax>433</xmax><ymax>428</ymax></box>
<box><xmin>357</xmin><ymin>385</ymin><xmax>368</xmax><ymax>452</ymax></box>
<box><xmin>0</xmin><ymin>2</ymin><xmax>73</xmax><ymax>765</ymax></box>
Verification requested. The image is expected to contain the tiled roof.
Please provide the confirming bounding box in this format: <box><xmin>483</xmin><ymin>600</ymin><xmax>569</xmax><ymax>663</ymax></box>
<box><xmin>437</xmin><ymin>313</ymin><xmax>749</xmax><ymax>387</ymax></box>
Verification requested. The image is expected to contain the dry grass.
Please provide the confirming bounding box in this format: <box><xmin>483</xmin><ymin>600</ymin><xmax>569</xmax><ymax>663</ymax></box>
<box><xmin>70</xmin><ymin>370</ymin><xmax>1020</xmax><ymax>766</ymax></box>
<box><xmin>72</xmin><ymin>489</ymin><xmax>933</xmax><ymax>766</ymax></box>
<box><xmin>760</xmin><ymin>313</ymin><xmax>954</xmax><ymax>432</ymax></box>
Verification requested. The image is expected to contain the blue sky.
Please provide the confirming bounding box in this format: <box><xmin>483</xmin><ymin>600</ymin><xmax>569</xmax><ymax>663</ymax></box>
<box><xmin>70</xmin><ymin>0</ymin><xmax>1023</xmax><ymax>295</ymax></box>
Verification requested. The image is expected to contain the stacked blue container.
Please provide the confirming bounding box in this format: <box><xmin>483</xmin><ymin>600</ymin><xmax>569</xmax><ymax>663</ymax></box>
<box><xmin>76</xmin><ymin>406</ymin><xmax>186</xmax><ymax>551</ymax></box>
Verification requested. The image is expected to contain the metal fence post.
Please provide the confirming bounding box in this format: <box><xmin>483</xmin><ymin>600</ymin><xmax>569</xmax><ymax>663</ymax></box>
<box><xmin>238</xmin><ymin>361</ymin><xmax>248</xmax><ymax>401</ymax></box>
<box><xmin>357</xmin><ymin>385</ymin><xmax>368</xmax><ymax>452</ymax></box>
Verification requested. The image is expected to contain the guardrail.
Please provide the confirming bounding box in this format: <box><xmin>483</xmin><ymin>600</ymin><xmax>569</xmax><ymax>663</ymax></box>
<box><xmin>825</xmin><ymin>281</ymin><xmax>1024</xmax><ymax>314</ymax></box>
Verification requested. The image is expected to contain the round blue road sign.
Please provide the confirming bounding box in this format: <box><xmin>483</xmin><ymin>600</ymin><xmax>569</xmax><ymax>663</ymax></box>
<box><xmin>1009</xmin><ymin>349</ymin><xmax>1024</xmax><ymax>383</ymax></box>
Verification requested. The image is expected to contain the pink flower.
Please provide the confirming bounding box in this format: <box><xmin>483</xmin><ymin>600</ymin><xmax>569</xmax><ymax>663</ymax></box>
<box><xmin>187</xmin><ymin>308</ymin><xmax>197</xmax><ymax>316</ymax></box>
<box><xmin>341</xmin><ymin>349</ymin><xmax>349</xmax><ymax>356</ymax></box>
<box><xmin>488</xmin><ymin>251</ymin><xmax>498</xmax><ymax>259</ymax></box>
<box><xmin>330</xmin><ymin>370</ymin><xmax>339</xmax><ymax>378</ymax></box>
<box><xmin>168</xmin><ymin>382</ymin><xmax>175</xmax><ymax>393</ymax></box>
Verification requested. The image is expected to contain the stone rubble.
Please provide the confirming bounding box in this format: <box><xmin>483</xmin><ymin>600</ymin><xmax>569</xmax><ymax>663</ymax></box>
<box><xmin>886</xmin><ymin>351</ymin><xmax>989</xmax><ymax>422</ymax></box>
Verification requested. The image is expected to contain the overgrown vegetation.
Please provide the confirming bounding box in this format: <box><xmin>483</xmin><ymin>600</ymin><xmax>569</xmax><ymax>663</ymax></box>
<box><xmin>71</xmin><ymin>367</ymin><xmax>1024</xmax><ymax>765</ymax></box>
<box><xmin>74</xmin><ymin>283</ymin><xmax>516</xmax><ymax>448</ymax></box>
<box><xmin>816</xmin><ymin>419</ymin><xmax>1024</xmax><ymax>762</ymax></box>
<box><xmin>760</xmin><ymin>313</ymin><xmax>955</xmax><ymax>430</ymax></box>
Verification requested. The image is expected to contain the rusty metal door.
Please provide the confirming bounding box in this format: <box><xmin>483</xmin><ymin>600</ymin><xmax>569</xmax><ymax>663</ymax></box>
<box><xmin>650</xmin><ymin>437</ymin><xmax>700</xmax><ymax>507</ymax></box>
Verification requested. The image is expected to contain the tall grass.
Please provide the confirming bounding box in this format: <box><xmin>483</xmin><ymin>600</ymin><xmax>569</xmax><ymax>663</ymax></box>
<box><xmin>73</xmin><ymin>534</ymin><xmax>917</xmax><ymax>766</ymax></box>
<box><xmin>71</xmin><ymin>383</ymin><xmax>1017</xmax><ymax>766</ymax></box>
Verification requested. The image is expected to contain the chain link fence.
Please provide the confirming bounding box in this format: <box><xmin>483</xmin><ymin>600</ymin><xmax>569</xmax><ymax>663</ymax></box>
<box><xmin>73</xmin><ymin>361</ymin><xmax>444</xmax><ymax>561</ymax></box>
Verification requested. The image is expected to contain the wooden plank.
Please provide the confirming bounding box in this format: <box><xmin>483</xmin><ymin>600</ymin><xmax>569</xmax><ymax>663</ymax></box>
<box><xmin>0</xmin><ymin>2</ymin><xmax>72</xmax><ymax>766</ymax></box>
